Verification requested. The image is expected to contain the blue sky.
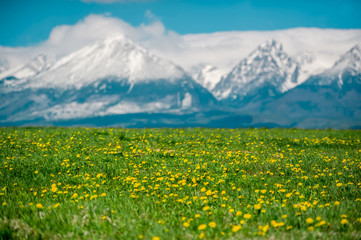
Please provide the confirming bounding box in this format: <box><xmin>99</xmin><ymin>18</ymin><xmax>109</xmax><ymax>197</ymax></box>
<box><xmin>0</xmin><ymin>0</ymin><xmax>361</xmax><ymax>47</ymax></box>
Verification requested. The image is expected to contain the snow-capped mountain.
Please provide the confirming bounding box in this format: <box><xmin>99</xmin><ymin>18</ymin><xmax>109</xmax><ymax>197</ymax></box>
<box><xmin>26</xmin><ymin>36</ymin><xmax>186</xmax><ymax>89</ymax></box>
<box><xmin>300</xmin><ymin>44</ymin><xmax>361</xmax><ymax>89</ymax></box>
<box><xmin>257</xmin><ymin>44</ymin><xmax>361</xmax><ymax>128</ymax></box>
<box><xmin>0</xmin><ymin>35</ymin><xmax>216</xmax><ymax>122</ymax></box>
<box><xmin>0</xmin><ymin>54</ymin><xmax>54</xmax><ymax>80</ymax></box>
<box><xmin>191</xmin><ymin>64</ymin><xmax>226</xmax><ymax>91</ymax></box>
<box><xmin>332</xmin><ymin>44</ymin><xmax>361</xmax><ymax>72</ymax></box>
<box><xmin>0</xmin><ymin>34</ymin><xmax>360</xmax><ymax>128</ymax></box>
<box><xmin>212</xmin><ymin>40</ymin><xmax>300</xmax><ymax>103</ymax></box>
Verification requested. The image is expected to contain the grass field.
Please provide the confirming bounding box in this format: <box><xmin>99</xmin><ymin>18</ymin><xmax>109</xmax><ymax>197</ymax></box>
<box><xmin>0</xmin><ymin>127</ymin><xmax>361</xmax><ymax>239</ymax></box>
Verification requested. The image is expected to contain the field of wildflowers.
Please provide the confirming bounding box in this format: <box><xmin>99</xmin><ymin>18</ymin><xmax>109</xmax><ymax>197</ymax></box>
<box><xmin>0</xmin><ymin>127</ymin><xmax>361</xmax><ymax>239</ymax></box>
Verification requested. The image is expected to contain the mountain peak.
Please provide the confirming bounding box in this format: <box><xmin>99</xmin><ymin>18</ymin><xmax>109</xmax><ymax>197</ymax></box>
<box><xmin>258</xmin><ymin>39</ymin><xmax>283</xmax><ymax>52</ymax></box>
<box><xmin>26</xmin><ymin>35</ymin><xmax>186</xmax><ymax>89</ymax></box>
<box><xmin>1</xmin><ymin>54</ymin><xmax>54</xmax><ymax>80</ymax></box>
<box><xmin>245</xmin><ymin>39</ymin><xmax>287</xmax><ymax>67</ymax></box>
<box><xmin>332</xmin><ymin>44</ymin><xmax>361</xmax><ymax>72</ymax></box>
<box><xmin>94</xmin><ymin>34</ymin><xmax>134</xmax><ymax>50</ymax></box>
<box><xmin>213</xmin><ymin>40</ymin><xmax>299</xmax><ymax>101</ymax></box>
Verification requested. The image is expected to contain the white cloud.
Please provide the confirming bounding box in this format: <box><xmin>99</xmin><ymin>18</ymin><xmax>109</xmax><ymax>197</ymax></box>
<box><xmin>144</xmin><ymin>9</ymin><xmax>159</xmax><ymax>22</ymax></box>
<box><xmin>1</xmin><ymin>14</ymin><xmax>361</xmax><ymax>80</ymax></box>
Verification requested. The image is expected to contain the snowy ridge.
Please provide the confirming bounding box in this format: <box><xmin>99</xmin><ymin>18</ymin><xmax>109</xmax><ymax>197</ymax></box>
<box><xmin>332</xmin><ymin>44</ymin><xmax>361</xmax><ymax>72</ymax></box>
<box><xmin>27</xmin><ymin>35</ymin><xmax>185</xmax><ymax>89</ymax></box>
<box><xmin>310</xmin><ymin>44</ymin><xmax>361</xmax><ymax>87</ymax></box>
<box><xmin>191</xmin><ymin>64</ymin><xmax>227</xmax><ymax>91</ymax></box>
<box><xmin>0</xmin><ymin>33</ymin><xmax>360</xmax><ymax>127</ymax></box>
<box><xmin>213</xmin><ymin>40</ymin><xmax>299</xmax><ymax>101</ymax></box>
<box><xmin>0</xmin><ymin>35</ymin><xmax>216</xmax><ymax>122</ymax></box>
<box><xmin>0</xmin><ymin>54</ymin><xmax>54</xmax><ymax>80</ymax></box>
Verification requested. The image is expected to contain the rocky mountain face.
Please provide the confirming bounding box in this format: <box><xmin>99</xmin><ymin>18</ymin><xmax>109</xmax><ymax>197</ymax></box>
<box><xmin>256</xmin><ymin>44</ymin><xmax>361</xmax><ymax>128</ymax></box>
<box><xmin>212</xmin><ymin>40</ymin><xmax>300</xmax><ymax>105</ymax></box>
<box><xmin>0</xmin><ymin>36</ymin><xmax>216</xmax><ymax>123</ymax></box>
<box><xmin>0</xmin><ymin>37</ymin><xmax>360</xmax><ymax>128</ymax></box>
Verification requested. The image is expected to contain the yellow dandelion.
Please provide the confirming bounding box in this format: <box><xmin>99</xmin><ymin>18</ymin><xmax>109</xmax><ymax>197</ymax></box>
<box><xmin>209</xmin><ymin>222</ymin><xmax>216</xmax><ymax>228</ymax></box>
<box><xmin>36</xmin><ymin>203</ymin><xmax>43</xmax><ymax>209</ymax></box>
<box><xmin>183</xmin><ymin>222</ymin><xmax>190</xmax><ymax>228</ymax></box>
<box><xmin>243</xmin><ymin>213</ymin><xmax>252</xmax><ymax>219</ymax></box>
<box><xmin>198</xmin><ymin>232</ymin><xmax>205</xmax><ymax>239</ymax></box>
<box><xmin>341</xmin><ymin>219</ymin><xmax>348</xmax><ymax>224</ymax></box>
<box><xmin>51</xmin><ymin>184</ymin><xmax>57</xmax><ymax>192</ymax></box>
<box><xmin>203</xmin><ymin>206</ymin><xmax>210</xmax><ymax>211</ymax></box>
<box><xmin>306</xmin><ymin>218</ymin><xmax>314</xmax><ymax>224</ymax></box>
<box><xmin>232</xmin><ymin>225</ymin><xmax>242</xmax><ymax>232</ymax></box>
<box><xmin>198</xmin><ymin>224</ymin><xmax>207</xmax><ymax>231</ymax></box>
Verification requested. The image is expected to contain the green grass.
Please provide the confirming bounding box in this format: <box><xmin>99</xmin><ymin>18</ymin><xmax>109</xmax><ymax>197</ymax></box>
<box><xmin>0</xmin><ymin>127</ymin><xmax>361</xmax><ymax>239</ymax></box>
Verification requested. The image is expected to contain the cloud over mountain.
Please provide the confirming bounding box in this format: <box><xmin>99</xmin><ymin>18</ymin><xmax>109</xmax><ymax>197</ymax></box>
<box><xmin>2</xmin><ymin>14</ymin><xmax>361</xmax><ymax>76</ymax></box>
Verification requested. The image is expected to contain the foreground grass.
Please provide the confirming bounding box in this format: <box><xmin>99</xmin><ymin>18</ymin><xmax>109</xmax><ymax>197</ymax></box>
<box><xmin>0</xmin><ymin>127</ymin><xmax>360</xmax><ymax>239</ymax></box>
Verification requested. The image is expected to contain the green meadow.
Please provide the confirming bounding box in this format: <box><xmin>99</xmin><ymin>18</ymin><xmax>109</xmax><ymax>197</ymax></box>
<box><xmin>0</xmin><ymin>127</ymin><xmax>361</xmax><ymax>239</ymax></box>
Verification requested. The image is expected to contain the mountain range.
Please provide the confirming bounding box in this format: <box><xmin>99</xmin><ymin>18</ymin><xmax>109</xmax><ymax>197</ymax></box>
<box><xmin>1</xmin><ymin>35</ymin><xmax>360</xmax><ymax>128</ymax></box>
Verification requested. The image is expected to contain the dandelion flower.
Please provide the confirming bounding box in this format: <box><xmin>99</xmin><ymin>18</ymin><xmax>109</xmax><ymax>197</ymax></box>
<box><xmin>198</xmin><ymin>224</ymin><xmax>207</xmax><ymax>230</ymax></box>
<box><xmin>232</xmin><ymin>225</ymin><xmax>242</xmax><ymax>232</ymax></box>
<box><xmin>36</xmin><ymin>203</ymin><xmax>43</xmax><ymax>209</ymax></box>
<box><xmin>209</xmin><ymin>222</ymin><xmax>216</xmax><ymax>228</ymax></box>
<box><xmin>306</xmin><ymin>218</ymin><xmax>314</xmax><ymax>224</ymax></box>
<box><xmin>203</xmin><ymin>206</ymin><xmax>210</xmax><ymax>211</ymax></box>
<box><xmin>341</xmin><ymin>219</ymin><xmax>348</xmax><ymax>224</ymax></box>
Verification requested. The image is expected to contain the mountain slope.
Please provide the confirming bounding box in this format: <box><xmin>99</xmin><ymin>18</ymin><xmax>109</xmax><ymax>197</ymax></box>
<box><xmin>0</xmin><ymin>54</ymin><xmax>54</xmax><ymax>81</ymax></box>
<box><xmin>191</xmin><ymin>64</ymin><xmax>226</xmax><ymax>91</ymax></box>
<box><xmin>258</xmin><ymin>44</ymin><xmax>361</xmax><ymax>128</ymax></box>
<box><xmin>0</xmin><ymin>35</ymin><xmax>216</xmax><ymax>122</ymax></box>
<box><xmin>213</xmin><ymin>40</ymin><xmax>300</xmax><ymax>104</ymax></box>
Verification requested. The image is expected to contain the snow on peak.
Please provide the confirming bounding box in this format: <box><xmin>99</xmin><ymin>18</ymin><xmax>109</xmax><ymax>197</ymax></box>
<box><xmin>332</xmin><ymin>44</ymin><xmax>361</xmax><ymax>72</ymax></box>
<box><xmin>311</xmin><ymin>44</ymin><xmax>361</xmax><ymax>88</ymax></box>
<box><xmin>1</xmin><ymin>54</ymin><xmax>54</xmax><ymax>79</ymax></box>
<box><xmin>29</xmin><ymin>35</ymin><xmax>186</xmax><ymax>89</ymax></box>
<box><xmin>213</xmin><ymin>40</ymin><xmax>299</xmax><ymax>100</ymax></box>
<box><xmin>191</xmin><ymin>64</ymin><xmax>227</xmax><ymax>91</ymax></box>
<box><xmin>258</xmin><ymin>39</ymin><xmax>283</xmax><ymax>52</ymax></box>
